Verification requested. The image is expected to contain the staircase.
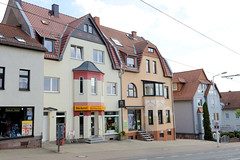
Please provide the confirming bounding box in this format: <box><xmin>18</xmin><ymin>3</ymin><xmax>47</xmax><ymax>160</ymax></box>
<box><xmin>85</xmin><ymin>135</ymin><xmax>107</xmax><ymax>144</ymax></box>
<box><xmin>137</xmin><ymin>131</ymin><xmax>154</xmax><ymax>141</ymax></box>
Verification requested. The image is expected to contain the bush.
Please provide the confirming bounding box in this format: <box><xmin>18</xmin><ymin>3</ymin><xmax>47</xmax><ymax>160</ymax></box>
<box><xmin>119</xmin><ymin>131</ymin><xmax>126</xmax><ymax>136</ymax></box>
<box><xmin>221</xmin><ymin>132</ymin><xmax>234</xmax><ymax>138</ymax></box>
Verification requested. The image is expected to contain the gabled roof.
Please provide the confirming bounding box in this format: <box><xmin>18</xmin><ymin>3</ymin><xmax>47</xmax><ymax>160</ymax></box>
<box><xmin>99</xmin><ymin>25</ymin><xmax>172</xmax><ymax>77</ymax></box>
<box><xmin>221</xmin><ymin>91</ymin><xmax>240</xmax><ymax>110</ymax></box>
<box><xmin>173</xmin><ymin>69</ymin><xmax>211</xmax><ymax>101</ymax></box>
<box><xmin>73</xmin><ymin>61</ymin><xmax>103</xmax><ymax>73</ymax></box>
<box><xmin>0</xmin><ymin>23</ymin><xmax>46</xmax><ymax>52</ymax></box>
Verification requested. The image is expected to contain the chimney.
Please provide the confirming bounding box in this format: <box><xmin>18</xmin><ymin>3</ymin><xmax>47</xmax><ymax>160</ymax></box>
<box><xmin>132</xmin><ymin>31</ymin><xmax>137</xmax><ymax>38</ymax></box>
<box><xmin>15</xmin><ymin>0</ymin><xmax>22</xmax><ymax>6</ymax></box>
<box><xmin>52</xmin><ymin>4</ymin><xmax>59</xmax><ymax>18</ymax></box>
<box><xmin>94</xmin><ymin>17</ymin><xmax>100</xmax><ymax>27</ymax></box>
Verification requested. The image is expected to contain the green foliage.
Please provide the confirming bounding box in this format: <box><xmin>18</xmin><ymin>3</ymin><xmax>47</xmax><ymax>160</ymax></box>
<box><xmin>119</xmin><ymin>131</ymin><xmax>126</xmax><ymax>136</ymax></box>
<box><xmin>202</xmin><ymin>102</ymin><xmax>213</xmax><ymax>140</ymax></box>
<box><xmin>221</xmin><ymin>132</ymin><xmax>235</xmax><ymax>138</ymax></box>
<box><xmin>236</xmin><ymin>109</ymin><xmax>240</xmax><ymax>117</ymax></box>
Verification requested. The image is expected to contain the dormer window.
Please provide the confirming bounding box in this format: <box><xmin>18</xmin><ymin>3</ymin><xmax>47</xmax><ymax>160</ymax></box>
<box><xmin>44</xmin><ymin>38</ymin><xmax>54</xmax><ymax>53</ymax></box>
<box><xmin>89</xmin><ymin>25</ymin><xmax>93</xmax><ymax>34</ymax></box>
<box><xmin>148</xmin><ymin>47</ymin><xmax>154</xmax><ymax>53</ymax></box>
<box><xmin>173</xmin><ymin>83</ymin><xmax>177</xmax><ymax>91</ymax></box>
<box><xmin>83</xmin><ymin>24</ymin><xmax>93</xmax><ymax>34</ymax></box>
<box><xmin>84</xmin><ymin>24</ymin><xmax>88</xmax><ymax>32</ymax></box>
<box><xmin>127</xmin><ymin>57</ymin><xmax>135</xmax><ymax>68</ymax></box>
<box><xmin>111</xmin><ymin>38</ymin><xmax>123</xmax><ymax>46</ymax></box>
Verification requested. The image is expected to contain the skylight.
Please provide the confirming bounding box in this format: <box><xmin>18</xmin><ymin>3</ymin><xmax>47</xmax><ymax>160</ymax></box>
<box><xmin>111</xmin><ymin>38</ymin><xmax>123</xmax><ymax>46</ymax></box>
<box><xmin>0</xmin><ymin>34</ymin><xmax>5</xmax><ymax>39</ymax></box>
<box><xmin>41</xmin><ymin>20</ymin><xmax>50</xmax><ymax>25</ymax></box>
<box><xmin>15</xmin><ymin>37</ymin><xmax>26</xmax><ymax>43</ymax></box>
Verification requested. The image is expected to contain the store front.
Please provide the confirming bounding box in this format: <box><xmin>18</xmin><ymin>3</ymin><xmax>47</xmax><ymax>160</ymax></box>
<box><xmin>105</xmin><ymin>111</ymin><xmax>119</xmax><ymax>134</ymax></box>
<box><xmin>0</xmin><ymin>107</ymin><xmax>34</xmax><ymax>139</ymax></box>
<box><xmin>128</xmin><ymin>109</ymin><xmax>141</xmax><ymax>131</ymax></box>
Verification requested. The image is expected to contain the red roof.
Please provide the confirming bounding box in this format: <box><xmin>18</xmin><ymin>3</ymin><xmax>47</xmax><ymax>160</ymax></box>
<box><xmin>0</xmin><ymin>23</ymin><xmax>45</xmax><ymax>51</ymax></box>
<box><xmin>173</xmin><ymin>69</ymin><xmax>211</xmax><ymax>101</ymax></box>
<box><xmin>221</xmin><ymin>91</ymin><xmax>240</xmax><ymax>110</ymax></box>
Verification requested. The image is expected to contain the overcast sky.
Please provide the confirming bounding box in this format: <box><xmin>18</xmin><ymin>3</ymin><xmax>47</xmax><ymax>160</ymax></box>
<box><xmin>1</xmin><ymin>0</ymin><xmax>240</xmax><ymax>92</ymax></box>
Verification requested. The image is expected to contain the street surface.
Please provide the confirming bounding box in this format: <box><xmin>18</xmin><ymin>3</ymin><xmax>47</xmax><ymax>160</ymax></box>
<box><xmin>1</xmin><ymin>139</ymin><xmax>240</xmax><ymax>160</ymax></box>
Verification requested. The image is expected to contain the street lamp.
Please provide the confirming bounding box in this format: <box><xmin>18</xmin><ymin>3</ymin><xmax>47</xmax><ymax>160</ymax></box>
<box><xmin>212</xmin><ymin>71</ymin><xmax>227</xmax><ymax>148</ymax></box>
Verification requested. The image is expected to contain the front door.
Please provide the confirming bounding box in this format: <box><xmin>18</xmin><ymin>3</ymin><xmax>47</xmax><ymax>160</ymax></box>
<box><xmin>136</xmin><ymin>110</ymin><xmax>141</xmax><ymax>131</ymax></box>
<box><xmin>91</xmin><ymin>116</ymin><xmax>95</xmax><ymax>136</ymax></box>
<box><xmin>42</xmin><ymin>112</ymin><xmax>49</xmax><ymax>142</ymax></box>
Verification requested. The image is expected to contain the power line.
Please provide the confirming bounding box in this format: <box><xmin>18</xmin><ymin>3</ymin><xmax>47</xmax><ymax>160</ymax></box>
<box><xmin>140</xmin><ymin>0</ymin><xmax>240</xmax><ymax>56</ymax></box>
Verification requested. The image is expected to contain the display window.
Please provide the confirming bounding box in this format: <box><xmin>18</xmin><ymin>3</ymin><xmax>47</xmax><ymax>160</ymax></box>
<box><xmin>0</xmin><ymin>107</ymin><xmax>34</xmax><ymax>139</ymax></box>
<box><xmin>128</xmin><ymin>110</ymin><xmax>141</xmax><ymax>131</ymax></box>
<box><xmin>104</xmin><ymin>112</ymin><xmax>119</xmax><ymax>134</ymax></box>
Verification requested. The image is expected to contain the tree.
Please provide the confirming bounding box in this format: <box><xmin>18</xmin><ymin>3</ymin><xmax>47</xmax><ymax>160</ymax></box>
<box><xmin>236</xmin><ymin>109</ymin><xmax>240</xmax><ymax>117</ymax></box>
<box><xmin>203</xmin><ymin>102</ymin><xmax>213</xmax><ymax>140</ymax></box>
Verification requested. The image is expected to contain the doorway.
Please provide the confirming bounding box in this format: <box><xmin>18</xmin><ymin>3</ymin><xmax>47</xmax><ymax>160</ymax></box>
<box><xmin>42</xmin><ymin>112</ymin><xmax>49</xmax><ymax>142</ymax></box>
<box><xmin>79</xmin><ymin>112</ymin><xmax>84</xmax><ymax>137</ymax></box>
<box><xmin>91</xmin><ymin>113</ymin><xmax>95</xmax><ymax>136</ymax></box>
<box><xmin>128</xmin><ymin>110</ymin><xmax>141</xmax><ymax>131</ymax></box>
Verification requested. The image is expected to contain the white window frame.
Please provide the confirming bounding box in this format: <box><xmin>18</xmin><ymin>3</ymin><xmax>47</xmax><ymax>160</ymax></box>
<box><xmin>93</xmin><ymin>50</ymin><xmax>104</xmax><ymax>63</ymax></box>
<box><xmin>44</xmin><ymin>77</ymin><xmax>59</xmax><ymax>92</ymax></box>
<box><xmin>225</xmin><ymin>113</ymin><xmax>230</xmax><ymax>119</ymax></box>
<box><xmin>91</xmin><ymin>77</ymin><xmax>97</xmax><ymax>94</ymax></box>
<box><xmin>146</xmin><ymin>59</ymin><xmax>150</xmax><ymax>73</ymax></box>
<box><xmin>107</xmin><ymin>82</ymin><xmax>117</xmax><ymax>95</ymax></box>
<box><xmin>173</xmin><ymin>83</ymin><xmax>177</xmax><ymax>91</ymax></box>
<box><xmin>153</xmin><ymin>61</ymin><xmax>156</xmax><ymax>74</ymax></box>
<box><xmin>71</xmin><ymin>45</ymin><xmax>83</xmax><ymax>60</ymax></box>
<box><xmin>127</xmin><ymin>57</ymin><xmax>135</xmax><ymax>67</ymax></box>
<box><xmin>44</xmin><ymin>38</ymin><xmax>54</xmax><ymax>53</ymax></box>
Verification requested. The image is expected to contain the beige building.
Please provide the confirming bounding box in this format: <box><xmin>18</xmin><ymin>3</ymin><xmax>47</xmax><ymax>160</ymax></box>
<box><xmin>3</xmin><ymin>0</ymin><xmax>121</xmax><ymax>142</ymax></box>
<box><xmin>0</xmin><ymin>23</ymin><xmax>45</xmax><ymax>149</ymax></box>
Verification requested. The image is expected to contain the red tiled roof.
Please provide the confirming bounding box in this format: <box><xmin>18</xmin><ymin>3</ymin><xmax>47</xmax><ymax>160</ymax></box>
<box><xmin>173</xmin><ymin>69</ymin><xmax>210</xmax><ymax>101</ymax></box>
<box><xmin>99</xmin><ymin>25</ymin><xmax>172</xmax><ymax>77</ymax></box>
<box><xmin>221</xmin><ymin>91</ymin><xmax>240</xmax><ymax>110</ymax></box>
<box><xmin>0</xmin><ymin>23</ymin><xmax>46</xmax><ymax>51</ymax></box>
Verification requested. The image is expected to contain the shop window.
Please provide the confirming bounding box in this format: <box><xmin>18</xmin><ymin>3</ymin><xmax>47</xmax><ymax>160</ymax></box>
<box><xmin>128</xmin><ymin>110</ymin><xmax>141</xmax><ymax>131</ymax></box>
<box><xmin>146</xmin><ymin>59</ymin><xmax>150</xmax><ymax>73</ymax></box>
<box><xmin>107</xmin><ymin>82</ymin><xmax>117</xmax><ymax>95</ymax></box>
<box><xmin>160</xmin><ymin>133</ymin><xmax>164</xmax><ymax>137</ymax></box>
<box><xmin>127</xmin><ymin>83</ymin><xmax>137</xmax><ymax>97</ymax></box>
<box><xmin>19</xmin><ymin>69</ymin><xmax>30</xmax><ymax>91</ymax></box>
<box><xmin>0</xmin><ymin>67</ymin><xmax>5</xmax><ymax>89</ymax></box>
<box><xmin>0</xmin><ymin>107</ymin><xmax>34</xmax><ymax>139</ymax></box>
<box><xmin>148</xmin><ymin>110</ymin><xmax>153</xmax><ymax>125</ymax></box>
<box><xmin>158</xmin><ymin>110</ymin><xmax>163</xmax><ymax>124</ymax></box>
<box><xmin>93</xmin><ymin>50</ymin><xmax>103</xmax><ymax>63</ymax></box>
<box><xmin>91</xmin><ymin>77</ymin><xmax>97</xmax><ymax>94</ymax></box>
<box><xmin>104</xmin><ymin>112</ymin><xmax>119</xmax><ymax>134</ymax></box>
<box><xmin>44</xmin><ymin>38</ymin><xmax>54</xmax><ymax>53</ymax></box>
<box><xmin>79</xmin><ymin>77</ymin><xmax>83</xmax><ymax>94</ymax></box>
<box><xmin>166</xmin><ymin>110</ymin><xmax>171</xmax><ymax>123</ymax></box>
<box><xmin>153</xmin><ymin>61</ymin><xmax>156</xmax><ymax>74</ymax></box>
<box><xmin>164</xmin><ymin>86</ymin><xmax>169</xmax><ymax>99</ymax></box>
<box><xmin>44</xmin><ymin>77</ymin><xmax>59</xmax><ymax>92</ymax></box>
<box><xmin>71</xmin><ymin>45</ymin><xmax>83</xmax><ymax>60</ymax></box>
<box><xmin>144</xmin><ymin>81</ymin><xmax>163</xmax><ymax>96</ymax></box>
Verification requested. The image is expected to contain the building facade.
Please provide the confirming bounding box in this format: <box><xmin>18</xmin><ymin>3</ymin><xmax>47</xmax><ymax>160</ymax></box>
<box><xmin>173</xmin><ymin>69</ymin><xmax>222</xmax><ymax>139</ymax></box>
<box><xmin>3</xmin><ymin>0</ymin><xmax>121</xmax><ymax>142</ymax></box>
<box><xmin>221</xmin><ymin>91</ymin><xmax>240</xmax><ymax>132</ymax></box>
<box><xmin>0</xmin><ymin>23</ymin><xmax>45</xmax><ymax>149</ymax></box>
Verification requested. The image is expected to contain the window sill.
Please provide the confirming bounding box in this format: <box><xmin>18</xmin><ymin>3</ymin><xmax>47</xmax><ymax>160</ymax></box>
<box><xmin>19</xmin><ymin>89</ymin><xmax>30</xmax><ymax>91</ymax></box>
<box><xmin>93</xmin><ymin>61</ymin><xmax>104</xmax><ymax>64</ymax></box>
<box><xmin>127</xmin><ymin>96</ymin><xmax>138</xmax><ymax>98</ymax></box>
<box><xmin>44</xmin><ymin>91</ymin><xmax>60</xmax><ymax>93</ymax></box>
<box><xmin>107</xmin><ymin>94</ymin><xmax>117</xmax><ymax>96</ymax></box>
<box><xmin>71</xmin><ymin>57</ymin><xmax>83</xmax><ymax>61</ymax></box>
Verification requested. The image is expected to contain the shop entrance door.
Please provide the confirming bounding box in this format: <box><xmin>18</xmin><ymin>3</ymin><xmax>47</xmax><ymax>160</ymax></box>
<box><xmin>91</xmin><ymin>116</ymin><xmax>95</xmax><ymax>136</ymax></box>
<box><xmin>42</xmin><ymin>112</ymin><xmax>49</xmax><ymax>142</ymax></box>
<box><xmin>79</xmin><ymin>115</ymin><xmax>84</xmax><ymax>138</ymax></box>
<box><xmin>136</xmin><ymin>110</ymin><xmax>141</xmax><ymax>131</ymax></box>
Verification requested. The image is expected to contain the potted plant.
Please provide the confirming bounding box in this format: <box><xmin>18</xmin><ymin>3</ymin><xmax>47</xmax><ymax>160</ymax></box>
<box><xmin>119</xmin><ymin>131</ymin><xmax>126</xmax><ymax>141</ymax></box>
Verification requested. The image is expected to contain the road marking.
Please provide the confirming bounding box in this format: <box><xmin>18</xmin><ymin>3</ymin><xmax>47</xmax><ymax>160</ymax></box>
<box><xmin>185</xmin><ymin>153</ymin><xmax>193</xmax><ymax>156</ymax></box>
<box><xmin>170</xmin><ymin>155</ymin><xmax>179</xmax><ymax>158</ymax></box>
<box><xmin>155</xmin><ymin>157</ymin><xmax>164</xmax><ymax>159</ymax></box>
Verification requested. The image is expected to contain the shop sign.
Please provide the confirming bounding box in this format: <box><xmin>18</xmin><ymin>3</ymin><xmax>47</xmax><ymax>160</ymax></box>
<box><xmin>74</xmin><ymin>105</ymin><xmax>106</xmax><ymax>111</ymax></box>
<box><xmin>5</xmin><ymin>108</ymin><xmax>20</xmax><ymax>112</ymax></box>
<box><xmin>22</xmin><ymin>120</ymin><xmax>33</xmax><ymax>136</ymax></box>
<box><xmin>118</xmin><ymin>100</ymin><xmax>125</xmax><ymax>108</ymax></box>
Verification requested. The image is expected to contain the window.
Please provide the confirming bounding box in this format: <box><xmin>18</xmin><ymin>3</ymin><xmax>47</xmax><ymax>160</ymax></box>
<box><xmin>79</xmin><ymin>77</ymin><xmax>83</xmax><ymax>94</ymax></box>
<box><xmin>0</xmin><ymin>107</ymin><xmax>34</xmax><ymax>139</ymax></box>
<box><xmin>217</xmin><ymin>113</ymin><xmax>219</xmax><ymax>120</ymax></box>
<box><xmin>198</xmin><ymin>83</ymin><xmax>205</xmax><ymax>93</ymax></box>
<box><xmin>166</xmin><ymin>110</ymin><xmax>170</xmax><ymax>123</ymax></box>
<box><xmin>153</xmin><ymin>61</ymin><xmax>156</xmax><ymax>74</ymax></box>
<box><xmin>160</xmin><ymin>132</ymin><xmax>164</xmax><ymax>137</ymax></box>
<box><xmin>167</xmin><ymin>130</ymin><xmax>171</xmax><ymax>135</ymax></box>
<box><xmin>105</xmin><ymin>112</ymin><xmax>119</xmax><ymax>134</ymax></box>
<box><xmin>111</xmin><ymin>38</ymin><xmax>123</xmax><ymax>46</ymax></box>
<box><xmin>144</xmin><ymin>81</ymin><xmax>163</xmax><ymax>96</ymax></box>
<box><xmin>158</xmin><ymin>110</ymin><xmax>163</xmax><ymax>124</ymax></box>
<box><xmin>225</xmin><ymin>113</ymin><xmax>229</xmax><ymax>119</ymax></box>
<box><xmin>89</xmin><ymin>25</ymin><xmax>93</xmax><ymax>34</ymax></box>
<box><xmin>127</xmin><ymin>57</ymin><xmax>135</xmax><ymax>67</ymax></box>
<box><xmin>91</xmin><ymin>77</ymin><xmax>97</xmax><ymax>94</ymax></box>
<box><xmin>0</xmin><ymin>67</ymin><xmax>4</xmax><ymax>89</ymax></box>
<box><xmin>93</xmin><ymin>50</ymin><xmax>103</xmax><ymax>63</ymax></box>
<box><xmin>148</xmin><ymin>47</ymin><xmax>154</xmax><ymax>53</ymax></box>
<box><xmin>127</xmin><ymin>83</ymin><xmax>137</xmax><ymax>97</ymax></box>
<box><xmin>164</xmin><ymin>87</ymin><xmax>169</xmax><ymax>99</ymax></box>
<box><xmin>148</xmin><ymin>110</ymin><xmax>153</xmax><ymax>125</ymax></box>
<box><xmin>44</xmin><ymin>77</ymin><xmax>59</xmax><ymax>92</ymax></box>
<box><xmin>44</xmin><ymin>39</ymin><xmax>54</xmax><ymax>53</ymax></box>
<box><xmin>197</xmin><ymin>99</ymin><xmax>203</xmax><ymax>107</ymax></box>
<box><xmin>19</xmin><ymin>69</ymin><xmax>30</xmax><ymax>90</ymax></box>
<box><xmin>84</xmin><ymin>24</ymin><xmax>88</xmax><ymax>32</ymax></box>
<box><xmin>15</xmin><ymin>37</ymin><xmax>26</xmax><ymax>43</ymax></box>
<box><xmin>173</xmin><ymin>83</ymin><xmax>177</xmax><ymax>91</ymax></box>
<box><xmin>107</xmin><ymin>82</ymin><xmax>116</xmax><ymax>95</ymax></box>
<box><xmin>128</xmin><ymin>110</ymin><xmax>141</xmax><ymax>131</ymax></box>
<box><xmin>146</xmin><ymin>60</ymin><xmax>150</xmax><ymax>73</ymax></box>
<box><xmin>71</xmin><ymin>46</ymin><xmax>83</xmax><ymax>60</ymax></box>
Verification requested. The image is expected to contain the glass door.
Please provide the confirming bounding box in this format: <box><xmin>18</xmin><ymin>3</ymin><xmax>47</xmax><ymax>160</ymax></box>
<box><xmin>91</xmin><ymin>112</ymin><xmax>95</xmax><ymax>136</ymax></box>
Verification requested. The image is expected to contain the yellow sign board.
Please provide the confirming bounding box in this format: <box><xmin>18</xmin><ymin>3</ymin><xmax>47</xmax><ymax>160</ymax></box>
<box><xmin>22</xmin><ymin>120</ymin><xmax>33</xmax><ymax>136</ymax></box>
<box><xmin>74</xmin><ymin>105</ymin><xmax>106</xmax><ymax>111</ymax></box>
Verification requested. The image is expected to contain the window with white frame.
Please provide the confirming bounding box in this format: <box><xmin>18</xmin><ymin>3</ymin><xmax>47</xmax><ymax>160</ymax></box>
<box><xmin>44</xmin><ymin>39</ymin><xmax>54</xmax><ymax>53</ymax></box>
<box><xmin>71</xmin><ymin>46</ymin><xmax>83</xmax><ymax>60</ymax></box>
<box><xmin>127</xmin><ymin>83</ymin><xmax>137</xmax><ymax>97</ymax></box>
<box><xmin>19</xmin><ymin>69</ymin><xmax>30</xmax><ymax>90</ymax></box>
<box><xmin>225</xmin><ymin>113</ymin><xmax>229</xmax><ymax>119</ymax></box>
<box><xmin>198</xmin><ymin>83</ymin><xmax>205</xmax><ymax>93</ymax></box>
<box><xmin>107</xmin><ymin>82</ymin><xmax>116</xmax><ymax>95</ymax></box>
<box><xmin>0</xmin><ymin>67</ymin><xmax>5</xmax><ymax>89</ymax></box>
<box><xmin>164</xmin><ymin>86</ymin><xmax>169</xmax><ymax>99</ymax></box>
<box><xmin>91</xmin><ymin>77</ymin><xmax>97</xmax><ymax>94</ymax></box>
<box><xmin>127</xmin><ymin>57</ymin><xmax>135</xmax><ymax>67</ymax></box>
<box><xmin>79</xmin><ymin>77</ymin><xmax>83</xmax><ymax>94</ymax></box>
<box><xmin>153</xmin><ymin>61</ymin><xmax>156</xmax><ymax>74</ymax></box>
<box><xmin>148</xmin><ymin>47</ymin><xmax>154</xmax><ymax>53</ymax></box>
<box><xmin>44</xmin><ymin>77</ymin><xmax>59</xmax><ymax>92</ymax></box>
<box><xmin>93</xmin><ymin>50</ymin><xmax>103</xmax><ymax>63</ymax></box>
<box><xmin>173</xmin><ymin>83</ymin><xmax>177</xmax><ymax>91</ymax></box>
<box><xmin>146</xmin><ymin>59</ymin><xmax>150</xmax><ymax>73</ymax></box>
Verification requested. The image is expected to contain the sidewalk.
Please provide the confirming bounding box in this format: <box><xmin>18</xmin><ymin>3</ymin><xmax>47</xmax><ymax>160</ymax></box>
<box><xmin>1</xmin><ymin>139</ymin><xmax>240</xmax><ymax>160</ymax></box>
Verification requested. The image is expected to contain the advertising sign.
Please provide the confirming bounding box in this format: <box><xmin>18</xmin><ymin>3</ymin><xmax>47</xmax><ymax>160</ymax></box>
<box><xmin>22</xmin><ymin>120</ymin><xmax>33</xmax><ymax>136</ymax></box>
